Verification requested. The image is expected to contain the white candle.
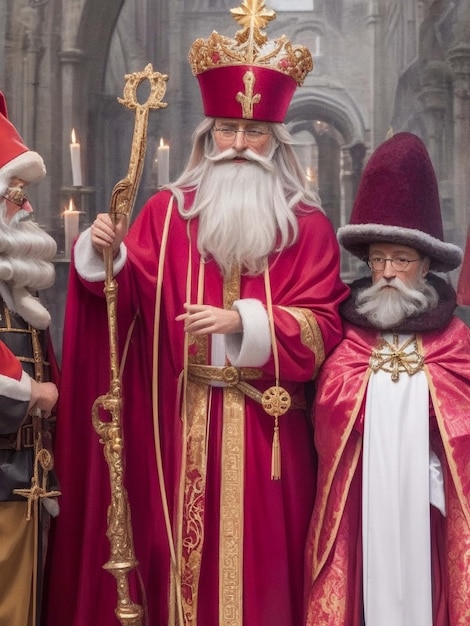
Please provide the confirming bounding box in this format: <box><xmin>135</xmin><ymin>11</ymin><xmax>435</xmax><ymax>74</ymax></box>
<box><xmin>157</xmin><ymin>139</ymin><xmax>170</xmax><ymax>187</ymax></box>
<box><xmin>70</xmin><ymin>129</ymin><xmax>83</xmax><ymax>187</ymax></box>
<box><xmin>63</xmin><ymin>198</ymin><xmax>80</xmax><ymax>258</ymax></box>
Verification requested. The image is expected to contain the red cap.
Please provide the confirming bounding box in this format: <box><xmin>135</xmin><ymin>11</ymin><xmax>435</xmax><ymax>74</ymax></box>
<box><xmin>338</xmin><ymin>132</ymin><xmax>462</xmax><ymax>272</ymax></box>
<box><xmin>0</xmin><ymin>91</ymin><xmax>45</xmax><ymax>188</ymax></box>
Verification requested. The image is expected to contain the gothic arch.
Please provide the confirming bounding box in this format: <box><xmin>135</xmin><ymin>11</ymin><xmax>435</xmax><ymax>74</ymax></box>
<box><xmin>285</xmin><ymin>88</ymin><xmax>367</xmax><ymax>230</ymax></box>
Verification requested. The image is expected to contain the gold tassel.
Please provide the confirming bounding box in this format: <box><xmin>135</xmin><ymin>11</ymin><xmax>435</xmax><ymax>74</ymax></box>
<box><xmin>271</xmin><ymin>416</ymin><xmax>281</xmax><ymax>480</ymax></box>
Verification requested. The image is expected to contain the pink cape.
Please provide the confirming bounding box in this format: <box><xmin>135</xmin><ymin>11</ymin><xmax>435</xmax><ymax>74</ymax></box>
<box><xmin>306</xmin><ymin>318</ymin><xmax>470</xmax><ymax>625</ymax></box>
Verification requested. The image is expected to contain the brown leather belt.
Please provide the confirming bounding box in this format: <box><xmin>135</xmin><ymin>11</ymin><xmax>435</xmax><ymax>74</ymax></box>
<box><xmin>187</xmin><ymin>364</ymin><xmax>306</xmax><ymax>411</ymax></box>
<box><xmin>0</xmin><ymin>422</ymin><xmax>34</xmax><ymax>450</ymax></box>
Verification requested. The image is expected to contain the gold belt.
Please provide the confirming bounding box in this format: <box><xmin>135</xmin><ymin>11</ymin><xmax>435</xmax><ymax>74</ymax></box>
<box><xmin>187</xmin><ymin>364</ymin><xmax>306</xmax><ymax>410</ymax></box>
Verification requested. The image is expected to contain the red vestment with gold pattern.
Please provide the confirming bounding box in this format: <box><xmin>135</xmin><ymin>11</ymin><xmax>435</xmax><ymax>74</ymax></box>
<box><xmin>44</xmin><ymin>190</ymin><xmax>348</xmax><ymax>626</ymax></box>
<box><xmin>306</xmin><ymin>317</ymin><xmax>470</xmax><ymax>626</ymax></box>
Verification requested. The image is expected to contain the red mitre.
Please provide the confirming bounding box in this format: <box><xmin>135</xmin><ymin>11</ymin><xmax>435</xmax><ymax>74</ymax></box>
<box><xmin>338</xmin><ymin>132</ymin><xmax>462</xmax><ymax>273</ymax></box>
<box><xmin>196</xmin><ymin>65</ymin><xmax>297</xmax><ymax>123</ymax></box>
<box><xmin>0</xmin><ymin>91</ymin><xmax>46</xmax><ymax>189</ymax></box>
<box><xmin>188</xmin><ymin>2</ymin><xmax>313</xmax><ymax>123</ymax></box>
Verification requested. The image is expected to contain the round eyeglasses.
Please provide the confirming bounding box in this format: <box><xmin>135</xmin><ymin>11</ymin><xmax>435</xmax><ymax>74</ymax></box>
<box><xmin>2</xmin><ymin>186</ymin><xmax>28</xmax><ymax>208</ymax></box>
<box><xmin>213</xmin><ymin>127</ymin><xmax>272</xmax><ymax>143</ymax></box>
<box><xmin>367</xmin><ymin>256</ymin><xmax>423</xmax><ymax>272</ymax></box>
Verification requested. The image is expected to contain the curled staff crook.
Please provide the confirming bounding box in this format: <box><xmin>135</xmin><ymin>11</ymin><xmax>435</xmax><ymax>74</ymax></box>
<box><xmin>91</xmin><ymin>63</ymin><xmax>168</xmax><ymax>626</ymax></box>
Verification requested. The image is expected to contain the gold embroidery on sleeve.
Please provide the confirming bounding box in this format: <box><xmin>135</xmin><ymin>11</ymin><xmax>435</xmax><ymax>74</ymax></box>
<box><xmin>278</xmin><ymin>306</ymin><xmax>325</xmax><ymax>378</ymax></box>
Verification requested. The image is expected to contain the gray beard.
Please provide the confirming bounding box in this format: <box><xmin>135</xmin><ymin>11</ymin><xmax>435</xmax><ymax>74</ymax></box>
<box><xmin>0</xmin><ymin>206</ymin><xmax>57</xmax><ymax>291</ymax></box>
<box><xmin>182</xmin><ymin>146</ymin><xmax>297</xmax><ymax>277</ymax></box>
<box><xmin>355</xmin><ymin>276</ymin><xmax>439</xmax><ymax>329</ymax></box>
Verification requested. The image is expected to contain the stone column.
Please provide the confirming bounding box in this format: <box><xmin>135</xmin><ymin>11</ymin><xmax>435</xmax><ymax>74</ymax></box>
<box><xmin>417</xmin><ymin>62</ymin><xmax>449</xmax><ymax>177</ymax></box>
<box><xmin>366</xmin><ymin>0</ymin><xmax>381</xmax><ymax>150</ymax></box>
<box><xmin>18</xmin><ymin>5</ymin><xmax>41</xmax><ymax>146</ymax></box>
<box><xmin>448</xmin><ymin>44</ymin><xmax>470</xmax><ymax>245</ymax></box>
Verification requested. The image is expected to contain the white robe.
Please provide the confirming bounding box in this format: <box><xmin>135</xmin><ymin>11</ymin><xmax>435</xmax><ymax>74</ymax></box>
<box><xmin>362</xmin><ymin>333</ymin><xmax>435</xmax><ymax>626</ymax></box>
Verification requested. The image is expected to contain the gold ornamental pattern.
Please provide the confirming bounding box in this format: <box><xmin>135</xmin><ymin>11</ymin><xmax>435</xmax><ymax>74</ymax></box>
<box><xmin>188</xmin><ymin>1</ymin><xmax>313</xmax><ymax>85</ymax></box>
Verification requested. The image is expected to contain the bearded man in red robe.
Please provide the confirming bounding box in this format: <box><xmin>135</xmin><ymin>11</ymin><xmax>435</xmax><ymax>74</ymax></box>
<box><xmin>44</xmin><ymin>4</ymin><xmax>348</xmax><ymax>625</ymax></box>
<box><xmin>0</xmin><ymin>91</ymin><xmax>59</xmax><ymax>626</ymax></box>
<box><xmin>305</xmin><ymin>132</ymin><xmax>470</xmax><ymax>626</ymax></box>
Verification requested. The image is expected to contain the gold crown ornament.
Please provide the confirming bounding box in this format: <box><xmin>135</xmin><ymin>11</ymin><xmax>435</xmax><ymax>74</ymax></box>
<box><xmin>188</xmin><ymin>0</ymin><xmax>313</xmax><ymax>123</ymax></box>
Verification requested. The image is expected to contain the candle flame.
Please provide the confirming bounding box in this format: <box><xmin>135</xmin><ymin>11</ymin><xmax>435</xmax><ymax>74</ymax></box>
<box><xmin>306</xmin><ymin>166</ymin><xmax>316</xmax><ymax>182</ymax></box>
<box><xmin>71</xmin><ymin>128</ymin><xmax>77</xmax><ymax>144</ymax></box>
<box><xmin>159</xmin><ymin>138</ymin><xmax>166</xmax><ymax>148</ymax></box>
<box><xmin>67</xmin><ymin>198</ymin><xmax>77</xmax><ymax>212</ymax></box>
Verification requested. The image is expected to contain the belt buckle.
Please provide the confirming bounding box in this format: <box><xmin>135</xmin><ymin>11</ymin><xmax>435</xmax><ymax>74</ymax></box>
<box><xmin>19</xmin><ymin>423</ymin><xmax>35</xmax><ymax>449</ymax></box>
<box><xmin>221</xmin><ymin>366</ymin><xmax>240</xmax><ymax>386</ymax></box>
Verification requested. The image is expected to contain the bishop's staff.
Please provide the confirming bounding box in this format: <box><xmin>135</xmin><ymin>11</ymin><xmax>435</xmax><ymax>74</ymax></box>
<box><xmin>91</xmin><ymin>63</ymin><xmax>168</xmax><ymax>626</ymax></box>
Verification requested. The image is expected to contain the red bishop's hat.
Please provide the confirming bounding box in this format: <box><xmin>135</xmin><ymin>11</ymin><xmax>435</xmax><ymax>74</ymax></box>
<box><xmin>188</xmin><ymin>1</ymin><xmax>313</xmax><ymax>123</ymax></box>
<box><xmin>338</xmin><ymin>132</ymin><xmax>462</xmax><ymax>273</ymax></box>
<box><xmin>0</xmin><ymin>91</ymin><xmax>46</xmax><ymax>192</ymax></box>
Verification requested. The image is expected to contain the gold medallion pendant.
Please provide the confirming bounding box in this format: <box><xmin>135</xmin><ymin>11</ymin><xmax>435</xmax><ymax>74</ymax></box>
<box><xmin>261</xmin><ymin>385</ymin><xmax>291</xmax><ymax>480</ymax></box>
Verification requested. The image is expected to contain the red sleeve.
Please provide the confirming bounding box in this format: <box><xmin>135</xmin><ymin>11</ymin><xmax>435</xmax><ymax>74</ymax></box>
<box><xmin>0</xmin><ymin>339</ymin><xmax>24</xmax><ymax>381</ymax></box>
<box><xmin>258</xmin><ymin>209</ymin><xmax>350</xmax><ymax>382</ymax></box>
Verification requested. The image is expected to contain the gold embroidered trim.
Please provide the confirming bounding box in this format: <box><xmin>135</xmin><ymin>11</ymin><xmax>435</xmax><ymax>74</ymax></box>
<box><xmin>278</xmin><ymin>306</ymin><xmax>325</xmax><ymax>378</ymax></box>
<box><xmin>179</xmin><ymin>251</ymin><xmax>210</xmax><ymax>624</ymax></box>
<box><xmin>219</xmin><ymin>387</ymin><xmax>245</xmax><ymax>626</ymax></box>
<box><xmin>219</xmin><ymin>265</ymin><xmax>244</xmax><ymax>626</ymax></box>
<box><xmin>369</xmin><ymin>334</ymin><xmax>424</xmax><ymax>382</ymax></box>
<box><xmin>180</xmin><ymin>379</ymin><xmax>210</xmax><ymax>624</ymax></box>
<box><xmin>187</xmin><ymin>363</ymin><xmax>262</xmax><ymax>385</ymax></box>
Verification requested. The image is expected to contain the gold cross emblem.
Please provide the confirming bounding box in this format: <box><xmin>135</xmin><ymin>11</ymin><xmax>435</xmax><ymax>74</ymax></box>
<box><xmin>236</xmin><ymin>70</ymin><xmax>261</xmax><ymax>118</ymax></box>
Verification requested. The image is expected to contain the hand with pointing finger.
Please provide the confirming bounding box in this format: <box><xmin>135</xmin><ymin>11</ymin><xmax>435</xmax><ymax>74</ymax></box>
<box><xmin>176</xmin><ymin>303</ymin><xmax>242</xmax><ymax>335</ymax></box>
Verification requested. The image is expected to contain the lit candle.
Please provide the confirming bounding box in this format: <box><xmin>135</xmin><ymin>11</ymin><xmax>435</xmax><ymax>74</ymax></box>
<box><xmin>157</xmin><ymin>138</ymin><xmax>170</xmax><ymax>187</ymax></box>
<box><xmin>70</xmin><ymin>129</ymin><xmax>83</xmax><ymax>187</ymax></box>
<box><xmin>305</xmin><ymin>166</ymin><xmax>317</xmax><ymax>191</ymax></box>
<box><xmin>63</xmin><ymin>198</ymin><xmax>81</xmax><ymax>258</ymax></box>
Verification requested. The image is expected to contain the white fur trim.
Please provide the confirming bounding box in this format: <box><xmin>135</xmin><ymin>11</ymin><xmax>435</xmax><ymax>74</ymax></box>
<box><xmin>74</xmin><ymin>228</ymin><xmax>127</xmax><ymax>282</ymax></box>
<box><xmin>12</xmin><ymin>285</ymin><xmax>50</xmax><ymax>329</ymax></box>
<box><xmin>225</xmin><ymin>298</ymin><xmax>271</xmax><ymax>367</ymax></box>
<box><xmin>0</xmin><ymin>282</ymin><xmax>51</xmax><ymax>330</ymax></box>
<box><xmin>0</xmin><ymin>369</ymin><xmax>31</xmax><ymax>402</ymax></box>
<box><xmin>0</xmin><ymin>151</ymin><xmax>46</xmax><ymax>188</ymax></box>
<box><xmin>338</xmin><ymin>223</ymin><xmax>463</xmax><ymax>272</ymax></box>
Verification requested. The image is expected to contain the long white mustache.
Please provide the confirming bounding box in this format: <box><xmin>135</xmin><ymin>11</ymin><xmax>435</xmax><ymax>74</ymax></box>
<box><xmin>205</xmin><ymin>146</ymin><xmax>276</xmax><ymax>172</ymax></box>
<box><xmin>356</xmin><ymin>276</ymin><xmax>438</xmax><ymax>328</ymax></box>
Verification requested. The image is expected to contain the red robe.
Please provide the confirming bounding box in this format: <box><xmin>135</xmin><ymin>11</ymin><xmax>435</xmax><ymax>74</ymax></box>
<box><xmin>43</xmin><ymin>190</ymin><xmax>348</xmax><ymax>626</ymax></box>
<box><xmin>305</xmin><ymin>318</ymin><xmax>470</xmax><ymax>626</ymax></box>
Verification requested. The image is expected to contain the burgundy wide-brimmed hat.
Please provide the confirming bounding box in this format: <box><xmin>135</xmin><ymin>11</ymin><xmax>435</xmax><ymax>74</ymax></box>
<box><xmin>188</xmin><ymin>1</ymin><xmax>313</xmax><ymax>123</ymax></box>
<box><xmin>338</xmin><ymin>131</ymin><xmax>462</xmax><ymax>272</ymax></box>
<box><xmin>0</xmin><ymin>91</ymin><xmax>46</xmax><ymax>193</ymax></box>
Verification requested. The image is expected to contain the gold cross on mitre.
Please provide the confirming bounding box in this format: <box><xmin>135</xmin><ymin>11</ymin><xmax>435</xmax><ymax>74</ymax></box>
<box><xmin>236</xmin><ymin>70</ymin><xmax>261</xmax><ymax>118</ymax></box>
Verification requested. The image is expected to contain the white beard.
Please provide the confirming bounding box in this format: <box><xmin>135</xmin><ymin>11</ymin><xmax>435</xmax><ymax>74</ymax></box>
<box><xmin>355</xmin><ymin>276</ymin><xmax>439</xmax><ymax>329</ymax></box>
<box><xmin>182</xmin><ymin>146</ymin><xmax>298</xmax><ymax>276</ymax></box>
<box><xmin>0</xmin><ymin>204</ymin><xmax>57</xmax><ymax>329</ymax></box>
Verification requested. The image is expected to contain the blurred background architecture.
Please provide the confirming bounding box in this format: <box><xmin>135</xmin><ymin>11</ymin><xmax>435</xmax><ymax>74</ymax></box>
<box><xmin>1</xmin><ymin>0</ymin><xmax>469</xmax><ymax>357</ymax></box>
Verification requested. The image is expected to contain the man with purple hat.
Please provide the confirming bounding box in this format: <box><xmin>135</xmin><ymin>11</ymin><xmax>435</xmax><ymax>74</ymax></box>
<box><xmin>44</xmin><ymin>2</ymin><xmax>348</xmax><ymax>625</ymax></box>
<box><xmin>0</xmin><ymin>91</ymin><xmax>60</xmax><ymax>625</ymax></box>
<box><xmin>305</xmin><ymin>132</ymin><xmax>470</xmax><ymax>626</ymax></box>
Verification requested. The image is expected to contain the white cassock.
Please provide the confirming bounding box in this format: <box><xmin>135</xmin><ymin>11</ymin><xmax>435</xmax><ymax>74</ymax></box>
<box><xmin>362</xmin><ymin>332</ymin><xmax>445</xmax><ymax>626</ymax></box>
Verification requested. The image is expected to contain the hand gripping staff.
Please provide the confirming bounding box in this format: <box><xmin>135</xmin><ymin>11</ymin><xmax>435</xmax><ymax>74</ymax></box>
<box><xmin>91</xmin><ymin>63</ymin><xmax>168</xmax><ymax>626</ymax></box>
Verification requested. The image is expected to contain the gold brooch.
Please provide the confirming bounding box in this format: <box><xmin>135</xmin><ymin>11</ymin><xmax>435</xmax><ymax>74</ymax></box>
<box><xmin>369</xmin><ymin>334</ymin><xmax>424</xmax><ymax>382</ymax></box>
